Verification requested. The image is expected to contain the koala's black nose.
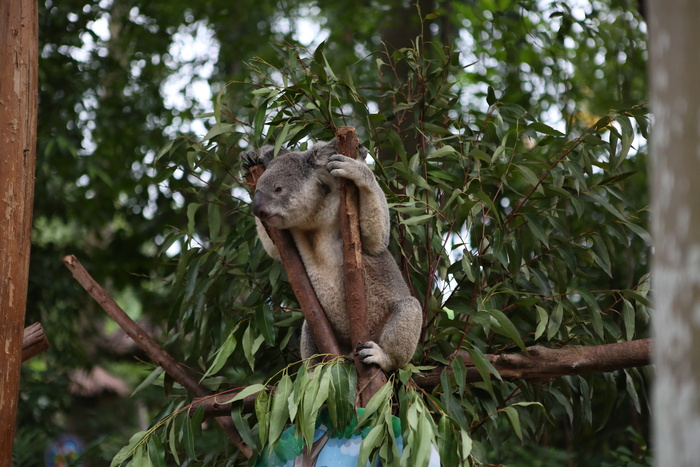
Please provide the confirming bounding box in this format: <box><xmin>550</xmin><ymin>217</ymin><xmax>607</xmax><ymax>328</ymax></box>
<box><xmin>252</xmin><ymin>192</ymin><xmax>268</xmax><ymax>219</ymax></box>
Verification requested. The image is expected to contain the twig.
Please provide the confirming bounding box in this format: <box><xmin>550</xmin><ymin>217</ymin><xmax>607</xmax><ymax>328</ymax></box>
<box><xmin>21</xmin><ymin>322</ymin><xmax>49</xmax><ymax>362</ymax></box>
<box><xmin>336</xmin><ymin>126</ymin><xmax>387</xmax><ymax>407</ymax></box>
<box><xmin>62</xmin><ymin>255</ymin><xmax>252</xmax><ymax>458</ymax></box>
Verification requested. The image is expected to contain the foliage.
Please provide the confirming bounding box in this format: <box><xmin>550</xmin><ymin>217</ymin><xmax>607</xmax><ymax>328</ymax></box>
<box><xmin>107</xmin><ymin>28</ymin><xmax>652</xmax><ymax>464</ymax></box>
<box><xmin>21</xmin><ymin>0</ymin><xmax>649</xmax><ymax>465</ymax></box>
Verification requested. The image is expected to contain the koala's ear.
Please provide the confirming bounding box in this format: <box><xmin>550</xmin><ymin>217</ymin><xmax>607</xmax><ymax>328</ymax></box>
<box><xmin>241</xmin><ymin>145</ymin><xmax>288</xmax><ymax>172</ymax></box>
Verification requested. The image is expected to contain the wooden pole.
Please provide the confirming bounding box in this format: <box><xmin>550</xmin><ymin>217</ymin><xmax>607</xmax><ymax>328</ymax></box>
<box><xmin>0</xmin><ymin>0</ymin><xmax>38</xmax><ymax>461</ymax></box>
<box><xmin>335</xmin><ymin>127</ymin><xmax>387</xmax><ymax>407</ymax></box>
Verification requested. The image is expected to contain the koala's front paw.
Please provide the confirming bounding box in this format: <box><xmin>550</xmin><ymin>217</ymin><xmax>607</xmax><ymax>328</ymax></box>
<box><xmin>356</xmin><ymin>341</ymin><xmax>392</xmax><ymax>371</ymax></box>
<box><xmin>327</xmin><ymin>154</ymin><xmax>372</xmax><ymax>187</ymax></box>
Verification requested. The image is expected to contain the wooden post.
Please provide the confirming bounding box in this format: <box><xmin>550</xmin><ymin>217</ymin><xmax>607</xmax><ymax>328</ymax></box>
<box><xmin>335</xmin><ymin>127</ymin><xmax>387</xmax><ymax>407</ymax></box>
<box><xmin>0</xmin><ymin>0</ymin><xmax>38</xmax><ymax>462</ymax></box>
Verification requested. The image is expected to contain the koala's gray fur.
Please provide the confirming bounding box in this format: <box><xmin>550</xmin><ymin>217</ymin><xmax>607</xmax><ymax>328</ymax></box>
<box><xmin>243</xmin><ymin>139</ymin><xmax>422</xmax><ymax>372</ymax></box>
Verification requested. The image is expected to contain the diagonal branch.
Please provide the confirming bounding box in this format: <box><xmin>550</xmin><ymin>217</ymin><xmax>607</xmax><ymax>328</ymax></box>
<box><xmin>62</xmin><ymin>255</ymin><xmax>253</xmax><ymax>458</ymax></box>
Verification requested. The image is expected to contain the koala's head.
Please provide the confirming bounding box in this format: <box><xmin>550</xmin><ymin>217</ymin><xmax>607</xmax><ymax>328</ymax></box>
<box><xmin>248</xmin><ymin>140</ymin><xmax>340</xmax><ymax>230</ymax></box>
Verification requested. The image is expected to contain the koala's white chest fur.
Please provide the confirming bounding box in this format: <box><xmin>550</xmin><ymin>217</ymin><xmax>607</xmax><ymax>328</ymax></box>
<box><xmin>290</xmin><ymin>227</ymin><xmax>351</xmax><ymax>342</ymax></box>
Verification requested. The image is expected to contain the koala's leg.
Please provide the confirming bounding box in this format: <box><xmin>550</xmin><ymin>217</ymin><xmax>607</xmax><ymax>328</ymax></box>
<box><xmin>355</xmin><ymin>297</ymin><xmax>423</xmax><ymax>372</ymax></box>
<box><xmin>327</xmin><ymin>155</ymin><xmax>390</xmax><ymax>255</ymax></box>
<box><xmin>300</xmin><ymin>321</ymin><xmax>321</xmax><ymax>364</ymax></box>
<box><xmin>255</xmin><ymin>218</ymin><xmax>281</xmax><ymax>260</ymax></box>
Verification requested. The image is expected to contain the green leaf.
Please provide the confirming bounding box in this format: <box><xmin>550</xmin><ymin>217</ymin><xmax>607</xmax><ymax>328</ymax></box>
<box><xmin>207</xmin><ymin>202</ymin><xmax>221</xmax><ymax>241</ymax></box>
<box><xmin>528</xmin><ymin>122</ymin><xmax>565</xmax><ymax>137</ymax></box>
<box><xmin>622</xmin><ymin>299</ymin><xmax>635</xmax><ymax>341</ymax></box>
<box><xmin>268</xmin><ymin>373</ymin><xmax>292</xmax><ymax>447</ymax></box>
<box><xmin>535</xmin><ymin>305</ymin><xmax>548</xmax><ymax>340</ymax></box>
<box><xmin>486</xmin><ymin>308</ymin><xmax>526</xmax><ymax>351</ymax></box>
<box><xmin>186</xmin><ymin>203</ymin><xmax>201</xmax><ymax>236</ymax></box>
<box><xmin>201</xmin><ymin>333</ymin><xmax>237</xmax><ymax>380</ymax></box>
<box><xmin>503</xmin><ymin>407</ymin><xmax>522</xmax><ymax>441</ymax></box>
<box><xmin>547</xmin><ymin>303</ymin><xmax>564</xmax><ymax>340</ymax></box>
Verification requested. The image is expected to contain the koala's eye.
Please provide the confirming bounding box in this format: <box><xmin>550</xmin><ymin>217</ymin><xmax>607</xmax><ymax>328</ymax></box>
<box><xmin>274</xmin><ymin>186</ymin><xmax>283</xmax><ymax>194</ymax></box>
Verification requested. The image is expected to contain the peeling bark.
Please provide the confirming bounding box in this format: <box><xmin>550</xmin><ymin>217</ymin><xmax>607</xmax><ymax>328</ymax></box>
<box><xmin>0</xmin><ymin>0</ymin><xmax>38</xmax><ymax>461</ymax></box>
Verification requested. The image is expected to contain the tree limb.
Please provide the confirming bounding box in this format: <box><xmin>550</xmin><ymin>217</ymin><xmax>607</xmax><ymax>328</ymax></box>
<box><xmin>22</xmin><ymin>322</ymin><xmax>49</xmax><ymax>362</ymax></box>
<box><xmin>62</xmin><ymin>255</ymin><xmax>253</xmax><ymax>458</ymax></box>
<box><xmin>336</xmin><ymin>127</ymin><xmax>387</xmax><ymax>407</ymax></box>
<box><xmin>192</xmin><ymin>339</ymin><xmax>653</xmax><ymax>419</ymax></box>
<box><xmin>414</xmin><ymin>338</ymin><xmax>653</xmax><ymax>388</ymax></box>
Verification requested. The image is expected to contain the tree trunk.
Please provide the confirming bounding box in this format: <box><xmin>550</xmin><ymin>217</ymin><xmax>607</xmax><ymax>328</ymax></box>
<box><xmin>648</xmin><ymin>2</ymin><xmax>700</xmax><ymax>463</ymax></box>
<box><xmin>0</xmin><ymin>0</ymin><xmax>39</xmax><ymax>461</ymax></box>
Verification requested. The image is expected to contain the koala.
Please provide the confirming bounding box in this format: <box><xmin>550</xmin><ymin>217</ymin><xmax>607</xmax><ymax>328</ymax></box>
<box><xmin>242</xmin><ymin>139</ymin><xmax>422</xmax><ymax>372</ymax></box>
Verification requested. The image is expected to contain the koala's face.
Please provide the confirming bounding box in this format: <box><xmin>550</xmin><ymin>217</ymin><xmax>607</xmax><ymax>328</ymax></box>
<box><xmin>252</xmin><ymin>141</ymin><xmax>339</xmax><ymax>230</ymax></box>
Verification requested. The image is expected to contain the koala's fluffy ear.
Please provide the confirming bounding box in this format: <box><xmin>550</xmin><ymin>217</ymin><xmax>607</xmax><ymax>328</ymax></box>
<box><xmin>241</xmin><ymin>145</ymin><xmax>288</xmax><ymax>172</ymax></box>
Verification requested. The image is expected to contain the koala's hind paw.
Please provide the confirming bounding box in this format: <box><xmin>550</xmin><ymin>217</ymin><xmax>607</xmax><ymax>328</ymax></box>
<box><xmin>355</xmin><ymin>341</ymin><xmax>392</xmax><ymax>371</ymax></box>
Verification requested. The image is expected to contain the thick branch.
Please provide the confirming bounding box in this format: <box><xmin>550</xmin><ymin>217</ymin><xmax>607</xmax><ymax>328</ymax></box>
<box><xmin>22</xmin><ymin>322</ymin><xmax>49</xmax><ymax>362</ymax></box>
<box><xmin>336</xmin><ymin>127</ymin><xmax>387</xmax><ymax>407</ymax></box>
<box><xmin>62</xmin><ymin>255</ymin><xmax>252</xmax><ymax>458</ymax></box>
<box><xmin>414</xmin><ymin>338</ymin><xmax>653</xmax><ymax>388</ymax></box>
<box><xmin>246</xmin><ymin>165</ymin><xmax>342</xmax><ymax>357</ymax></box>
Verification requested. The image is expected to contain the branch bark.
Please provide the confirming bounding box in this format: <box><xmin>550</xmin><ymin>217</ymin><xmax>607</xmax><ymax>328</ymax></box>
<box><xmin>22</xmin><ymin>322</ymin><xmax>49</xmax><ymax>362</ymax></box>
<box><xmin>246</xmin><ymin>165</ymin><xmax>342</xmax><ymax>357</ymax></box>
<box><xmin>0</xmin><ymin>0</ymin><xmax>38</xmax><ymax>461</ymax></box>
<box><xmin>335</xmin><ymin>127</ymin><xmax>387</xmax><ymax>407</ymax></box>
<box><xmin>62</xmin><ymin>255</ymin><xmax>253</xmax><ymax>458</ymax></box>
<box><xmin>414</xmin><ymin>338</ymin><xmax>653</xmax><ymax>388</ymax></box>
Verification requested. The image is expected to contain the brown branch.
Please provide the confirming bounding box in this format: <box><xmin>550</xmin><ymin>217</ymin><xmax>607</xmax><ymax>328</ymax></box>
<box><xmin>22</xmin><ymin>322</ymin><xmax>49</xmax><ymax>362</ymax></box>
<box><xmin>62</xmin><ymin>255</ymin><xmax>252</xmax><ymax>459</ymax></box>
<box><xmin>246</xmin><ymin>165</ymin><xmax>342</xmax><ymax>357</ymax></box>
<box><xmin>414</xmin><ymin>338</ymin><xmax>653</xmax><ymax>388</ymax></box>
<box><xmin>336</xmin><ymin>127</ymin><xmax>387</xmax><ymax>407</ymax></box>
<box><xmin>193</xmin><ymin>339</ymin><xmax>653</xmax><ymax>419</ymax></box>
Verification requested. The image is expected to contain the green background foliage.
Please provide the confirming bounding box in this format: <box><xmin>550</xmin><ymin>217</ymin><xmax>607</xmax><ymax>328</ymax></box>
<box><xmin>21</xmin><ymin>0</ymin><xmax>650</xmax><ymax>465</ymax></box>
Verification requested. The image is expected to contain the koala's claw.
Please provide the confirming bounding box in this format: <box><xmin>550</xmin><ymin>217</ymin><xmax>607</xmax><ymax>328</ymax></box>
<box><xmin>327</xmin><ymin>154</ymin><xmax>371</xmax><ymax>187</ymax></box>
<box><xmin>355</xmin><ymin>341</ymin><xmax>391</xmax><ymax>371</ymax></box>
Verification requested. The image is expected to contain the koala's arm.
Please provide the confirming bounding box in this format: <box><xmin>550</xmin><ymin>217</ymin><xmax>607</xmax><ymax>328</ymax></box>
<box><xmin>327</xmin><ymin>155</ymin><xmax>390</xmax><ymax>255</ymax></box>
<box><xmin>255</xmin><ymin>218</ymin><xmax>281</xmax><ymax>261</ymax></box>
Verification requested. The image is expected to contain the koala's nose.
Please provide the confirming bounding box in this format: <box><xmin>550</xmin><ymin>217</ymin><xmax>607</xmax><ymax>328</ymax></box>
<box><xmin>252</xmin><ymin>192</ymin><xmax>269</xmax><ymax>220</ymax></box>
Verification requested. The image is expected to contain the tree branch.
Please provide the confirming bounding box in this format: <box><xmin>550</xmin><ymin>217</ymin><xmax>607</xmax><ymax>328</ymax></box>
<box><xmin>62</xmin><ymin>255</ymin><xmax>252</xmax><ymax>459</ymax></box>
<box><xmin>192</xmin><ymin>339</ymin><xmax>653</xmax><ymax>419</ymax></box>
<box><xmin>246</xmin><ymin>165</ymin><xmax>342</xmax><ymax>357</ymax></box>
<box><xmin>336</xmin><ymin>126</ymin><xmax>387</xmax><ymax>407</ymax></box>
<box><xmin>414</xmin><ymin>338</ymin><xmax>653</xmax><ymax>388</ymax></box>
<box><xmin>21</xmin><ymin>322</ymin><xmax>49</xmax><ymax>362</ymax></box>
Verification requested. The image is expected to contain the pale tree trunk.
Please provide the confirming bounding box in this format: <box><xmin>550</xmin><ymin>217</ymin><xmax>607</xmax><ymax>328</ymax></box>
<box><xmin>648</xmin><ymin>1</ymin><xmax>700</xmax><ymax>464</ymax></box>
<box><xmin>0</xmin><ymin>0</ymin><xmax>38</xmax><ymax>462</ymax></box>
